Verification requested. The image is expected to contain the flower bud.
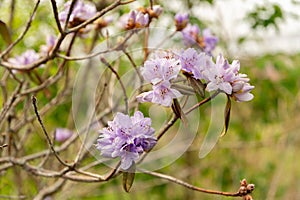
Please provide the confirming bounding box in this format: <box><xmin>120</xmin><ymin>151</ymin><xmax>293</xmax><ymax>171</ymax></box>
<box><xmin>175</xmin><ymin>13</ymin><xmax>189</xmax><ymax>31</ymax></box>
<box><xmin>247</xmin><ymin>184</ymin><xmax>255</xmax><ymax>192</ymax></box>
<box><xmin>240</xmin><ymin>178</ymin><xmax>247</xmax><ymax>186</ymax></box>
<box><xmin>135</xmin><ymin>12</ymin><xmax>149</xmax><ymax>28</ymax></box>
<box><xmin>148</xmin><ymin>5</ymin><xmax>163</xmax><ymax>18</ymax></box>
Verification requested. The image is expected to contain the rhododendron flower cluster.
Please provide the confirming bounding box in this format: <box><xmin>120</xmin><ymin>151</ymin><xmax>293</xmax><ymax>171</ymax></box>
<box><xmin>96</xmin><ymin>111</ymin><xmax>156</xmax><ymax>170</ymax></box>
<box><xmin>137</xmin><ymin>48</ymin><xmax>254</xmax><ymax>105</ymax></box>
<box><xmin>204</xmin><ymin>54</ymin><xmax>254</xmax><ymax>101</ymax></box>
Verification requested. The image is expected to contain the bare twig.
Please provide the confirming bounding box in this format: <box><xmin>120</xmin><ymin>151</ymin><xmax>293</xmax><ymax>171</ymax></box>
<box><xmin>63</xmin><ymin>0</ymin><xmax>78</xmax><ymax>31</ymax></box>
<box><xmin>149</xmin><ymin>0</ymin><xmax>153</xmax><ymax>10</ymax></box>
<box><xmin>140</xmin><ymin>169</ymin><xmax>249</xmax><ymax>197</ymax></box>
<box><xmin>50</xmin><ymin>0</ymin><xmax>63</xmax><ymax>33</ymax></box>
<box><xmin>67</xmin><ymin>0</ymin><xmax>131</xmax><ymax>33</ymax></box>
<box><xmin>31</xmin><ymin>96</ymin><xmax>72</xmax><ymax>167</ymax></box>
<box><xmin>122</xmin><ymin>50</ymin><xmax>143</xmax><ymax>81</ymax></box>
<box><xmin>185</xmin><ymin>90</ymin><xmax>220</xmax><ymax>115</ymax></box>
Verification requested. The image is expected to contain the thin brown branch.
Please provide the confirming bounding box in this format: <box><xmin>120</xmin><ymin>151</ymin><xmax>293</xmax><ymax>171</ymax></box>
<box><xmin>63</xmin><ymin>0</ymin><xmax>78</xmax><ymax>31</ymax></box>
<box><xmin>67</xmin><ymin>0</ymin><xmax>124</xmax><ymax>33</ymax></box>
<box><xmin>31</xmin><ymin>96</ymin><xmax>72</xmax><ymax>167</ymax></box>
<box><xmin>149</xmin><ymin>0</ymin><xmax>153</xmax><ymax>10</ymax></box>
<box><xmin>185</xmin><ymin>90</ymin><xmax>220</xmax><ymax>115</ymax></box>
<box><xmin>123</xmin><ymin>50</ymin><xmax>143</xmax><ymax>81</ymax></box>
<box><xmin>120</xmin><ymin>0</ymin><xmax>136</xmax><ymax>5</ymax></box>
<box><xmin>50</xmin><ymin>0</ymin><xmax>63</xmax><ymax>33</ymax></box>
<box><xmin>140</xmin><ymin>169</ymin><xmax>246</xmax><ymax>197</ymax></box>
<box><xmin>157</xmin><ymin>114</ymin><xmax>179</xmax><ymax>140</ymax></box>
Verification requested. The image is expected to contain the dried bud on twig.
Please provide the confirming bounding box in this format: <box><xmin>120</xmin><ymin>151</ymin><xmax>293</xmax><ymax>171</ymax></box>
<box><xmin>239</xmin><ymin>179</ymin><xmax>255</xmax><ymax>199</ymax></box>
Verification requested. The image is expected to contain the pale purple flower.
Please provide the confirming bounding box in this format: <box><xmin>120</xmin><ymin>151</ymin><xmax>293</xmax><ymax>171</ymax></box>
<box><xmin>127</xmin><ymin>10</ymin><xmax>137</xmax><ymax>25</ymax></box>
<box><xmin>55</xmin><ymin>128</ymin><xmax>73</xmax><ymax>142</ymax></box>
<box><xmin>202</xmin><ymin>29</ymin><xmax>218</xmax><ymax>55</ymax></box>
<box><xmin>231</xmin><ymin>74</ymin><xmax>254</xmax><ymax>102</ymax></box>
<box><xmin>138</xmin><ymin>51</ymin><xmax>182</xmax><ymax>106</ymax></box>
<box><xmin>178</xmin><ymin>48</ymin><xmax>210</xmax><ymax>80</ymax></box>
<box><xmin>8</xmin><ymin>49</ymin><xmax>40</xmax><ymax>67</ymax></box>
<box><xmin>141</xmin><ymin>57</ymin><xmax>181</xmax><ymax>85</ymax></box>
<box><xmin>137</xmin><ymin>81</ymin><xmax>182</xmax><ymax>106</ymax></box>
<box><xmin>175</xmin><ymin>13</ymin><xmax>189</xmax><ymax>31</ymax></box>
<box><xmin>181</xmin><ymin>24</ymin><xmax>200</xmax><ymax>46</ymax></box>
<box><xmin>59</xmin><ymin>0</ymin><xmax>96</xmax><ymax>27</ymax></box>
<box><xmin>232</xmin><ymin>82</ymin><xmax>254</xmax><ymax>102</ymax></box>
<box><xmin>96</xmin><ymin>111</ymin><xmax>156</xmax><ymax>170</ymax></box>
<box><xmin>205</xmin><ymin>54</ymin><xmax>236</xmax><ymax>94</ymax></box>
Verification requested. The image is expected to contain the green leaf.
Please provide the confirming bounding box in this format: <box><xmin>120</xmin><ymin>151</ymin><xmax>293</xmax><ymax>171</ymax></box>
<box><xmin>122</xmin><ymin>164</ymin><xmax>136</xmax><ymax>193</ymax></box>
<box><xmin>220</xmin><ymin>95</ymin><xmax>231</xmax><ymax>137</ymax></box>
<box><xmin>0</xmin><ymin>20</ymin><xmax>12</xmax><ymax>46</ymax></box>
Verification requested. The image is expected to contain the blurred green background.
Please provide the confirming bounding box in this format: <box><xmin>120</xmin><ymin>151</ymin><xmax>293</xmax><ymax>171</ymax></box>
<box><xmin>1</xmin><ymin>0</ymin><xmax>300</xmax><ymax>199</ymax></box>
